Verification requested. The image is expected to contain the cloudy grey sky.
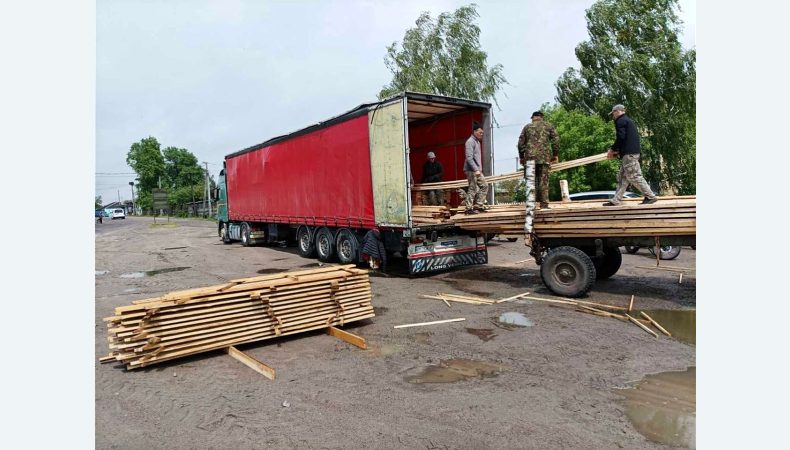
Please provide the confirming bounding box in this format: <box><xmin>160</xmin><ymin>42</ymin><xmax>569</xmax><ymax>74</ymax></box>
<box><xmin>96</xmin><ymin>0</ymin><xmax>696</xmax><ymax>204</ymax></box>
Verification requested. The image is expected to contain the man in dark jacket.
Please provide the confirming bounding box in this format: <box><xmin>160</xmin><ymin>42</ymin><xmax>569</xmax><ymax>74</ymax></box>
<box><xmin>604</xmin><ymin>104</ymin><xmax>658</xmax><ymax>206</ymax></box>
<box><xmin>421</xmin><ymin>151</ymin><xmax>444</xmax><ymax>205</ymax></box>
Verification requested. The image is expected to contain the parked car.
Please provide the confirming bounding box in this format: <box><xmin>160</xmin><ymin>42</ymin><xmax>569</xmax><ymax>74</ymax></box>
<box><xmin>111</xmin><ymin>208</ymin><xmax>126</xmax><ymax>220</ymax></box>
<box><xmin>568</xmin><ymin>190</ymin><xmax>641</xmax><ymax>201</ymax></box>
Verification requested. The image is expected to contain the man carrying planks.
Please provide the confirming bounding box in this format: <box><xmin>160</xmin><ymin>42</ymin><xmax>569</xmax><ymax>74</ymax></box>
<box><xmin>422</xmin><ymin>151</ymin><xmax>445</xmax><ymax>206</ymax></box>
<box><xmin>604</xmin><ymin>104</ymin><xmax>658</xmax><ymax>206</ymax></box>
<box><xmin>518</xmin><ymin>111</ymin><xmax>561</xmax><ymax>209</ymax></box>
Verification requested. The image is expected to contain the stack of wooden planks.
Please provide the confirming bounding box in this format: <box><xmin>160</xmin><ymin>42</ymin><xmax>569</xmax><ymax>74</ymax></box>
<box><xmin>533</xmin><ymin>196</ymin><xmax>696</xmax><ymax>238</ymax></box>
<box><xmin>412</xmin><ymin>205</ymin><xmax>452</xmax><ymax>225</ymax></box>
<box><xmin>432</xmin><ymin>196</ymin><xmax>696</xmax><ymax>237</ymax></box>
<box><xmin>101</xmin><ymin>265</ymin><xmax>375</xmax><ymax>369</ymax></box>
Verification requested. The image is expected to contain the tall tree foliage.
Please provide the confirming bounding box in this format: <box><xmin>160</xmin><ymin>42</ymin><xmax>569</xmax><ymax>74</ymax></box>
<box><xmin>555</xmin><ymin>0</ymin><xmax>695</xmax><ymax>194</ymax></box>
<box><xmin>126</xmin><ymin>137</ymin><xmax>166</xmax><ymax>194</ymax></box>
<box><xmin>95</xmin><ymin>195</ymin><xmax>102</xmax><ymax>209</ymax></box>
<box><xmin>126</xmin><ymin>137</ymin><xmax>208</xmax><ymax>210</ymax></box>
<box><xmin>379</xmin><ymin>3</ymin><xmax>507</xmax><ymax>105</ymax></box>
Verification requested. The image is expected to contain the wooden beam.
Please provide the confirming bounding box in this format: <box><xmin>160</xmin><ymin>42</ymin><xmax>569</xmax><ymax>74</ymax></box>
<box><xmin>327</xmin><ymin>326</ymin><xmax>367</xmax><ymax>349</ymax></box>
<box><xmin>394</xmin><ymin>318</ymin><xmax>466</xmax><ymax>329</ymax></box>
<box><xmin>227</xmin><ymin>346</ymin><xmax>276</xmax><ymax>380</ymax></box>
<box><xmin>625</xmin><ymin>314</ymin><xmax>658</xmax><ymax>338</ymax></box>
<box><xmin>640</xmin><ymin>312</ymin><xmax>672</xmax><ymax>337</ymax></box>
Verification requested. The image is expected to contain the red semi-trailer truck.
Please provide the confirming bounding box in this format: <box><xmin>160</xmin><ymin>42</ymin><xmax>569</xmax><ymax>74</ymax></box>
<box><xmin>216</xmin><ymin>92</ymin><xmax>495</xmax><ymax>274</ymax></box>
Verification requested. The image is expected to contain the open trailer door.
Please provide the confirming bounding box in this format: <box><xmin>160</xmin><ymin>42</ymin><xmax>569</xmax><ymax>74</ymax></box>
<box><xmin>368</xmin><ymin>98</ymin><xmax>411</xmax><ymax>228</ymax></box>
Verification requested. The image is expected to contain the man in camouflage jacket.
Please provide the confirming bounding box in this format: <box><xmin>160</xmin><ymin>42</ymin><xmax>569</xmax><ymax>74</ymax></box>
<box><xmin>517</xmin><ymin>111</ymin><xmax>560</xmax><ymax>208</ymax></box>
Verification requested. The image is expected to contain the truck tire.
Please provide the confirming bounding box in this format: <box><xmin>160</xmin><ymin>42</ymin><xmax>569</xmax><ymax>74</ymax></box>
<box><xmin>624</xmin><ymin>246</ymin><xmax>640</xmax><ymax>254</ymax></box>
<box><xmin>297</xmin><ymin>226</ymin><xmax>315</xmax><ymax>258</ymax></box>
<box><xmin>540</xmin><ymin>246</ymin><xmax>596</xmax><ymax>298</ymax></box>
<box><xmin>335</xmin><ymin>229</ymin><xmax>359</xmax><ymax>264</ymax></box>
<box><xmin>648</xmin><ymin>245</ymin><xmax>682</xmax><ymax>260</ymax></box>
<box><xmin>241</xmin><ymin>222</ymin><xmax>252</xmax><ymax>247</ymax></box>
<box><xmin>594</xmin><ymin>246</ymin><xmax>622</xmax><ymax>280</ymax></box>
<box><xmin>315</xmin><ymin>227</ymin><xmax>336</xmax><ymax>262</ymax></box>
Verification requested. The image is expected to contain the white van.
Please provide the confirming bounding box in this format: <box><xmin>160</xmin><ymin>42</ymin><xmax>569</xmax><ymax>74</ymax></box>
<box><xmin>111</xmin><ymin>208</ymin><xmax>126</xmax><ymax>219</ymax></box>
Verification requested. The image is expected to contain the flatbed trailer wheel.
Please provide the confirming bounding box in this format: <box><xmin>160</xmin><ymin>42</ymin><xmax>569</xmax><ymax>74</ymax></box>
<box><xmin>297</xmin><ymin>226</ymin><xmax>315</xmax><ymax>258</ymax></box>
<box><xmin>315</xmin><ymin>227</ymin><xmax>336</xmax><ymax>262</ymax></box>
<box><xmin>594</xmin><ymin>246</ymin><xmax>622</xmax><ymax>280</ymax></box>
<box><xmin>648</xmin><ymin>245</ymin><xmax>682</xmax><ymax>260</ymax></box>
<box><xmin>540</xmin><ymin>246</ymin><xmax>596</xmax><ymax>298</ymax></box>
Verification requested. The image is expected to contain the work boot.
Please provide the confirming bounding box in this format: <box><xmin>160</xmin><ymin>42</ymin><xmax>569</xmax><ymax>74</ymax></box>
<box><xmin>641</xmin><ymin>197</ymin><xmax>658</xmax><ymax>205</ymax></box>
<box><xmin>464</xmin><ymin>209</ymin><xmax>479</xmax><ymax>215</ymax></box>
<box><xmin>474</xmin><ymin>205</ymin><xmax>488</xmax><ymax>212</ymax></box>
<box><xmin>539</xmin><ymin>202</ymin><xmax>550</xmax><ymax>209</ymax></box>
<box><xmin>602</xmin><ymin>201</ymin><xmax>620</xmax><ymax>207</ymax></box>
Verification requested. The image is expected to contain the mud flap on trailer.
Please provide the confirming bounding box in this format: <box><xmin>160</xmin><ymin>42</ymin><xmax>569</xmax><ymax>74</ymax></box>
<box><xmin>407</xmin><ymin>236</ymin><xmax>488</xmax><ymax>274</ymax></box>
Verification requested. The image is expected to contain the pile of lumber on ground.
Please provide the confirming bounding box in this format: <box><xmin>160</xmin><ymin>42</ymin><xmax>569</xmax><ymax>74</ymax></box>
<box><xmin>101</xmin><ymin>265</ymin><xmax>375</xmax><ymax>369</ymax></box>
<box><xmin>411</xmin><ymin>205</ymin><xmax>452</xmax><ymax>225</ymax></box>
<box><xmin>411</xmin><ymin>152</ymin><xmax>609</xmax><ymax>192</ymax></box>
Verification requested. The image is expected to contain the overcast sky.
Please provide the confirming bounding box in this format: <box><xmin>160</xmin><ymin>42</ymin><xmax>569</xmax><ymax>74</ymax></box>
<box><xmin>96</xmin><ymin>0</ymin><xmax>696</xmax><ymax>204</ymax></box>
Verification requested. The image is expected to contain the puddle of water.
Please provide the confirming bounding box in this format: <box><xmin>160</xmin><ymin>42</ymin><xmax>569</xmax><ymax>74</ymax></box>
<box><xmin>119</xmin><ymin>267</ymin><xmax>190</xmax><ymax>278</ymax></box>
<box><xmin>638</xmin><ymin>309</ymin><xmax>695</xmax><ymax>345</ymax></box>
<box><xmin>297</xmin><ymin>263</ymin><xmax>322</xmax><ymax>268</ymax></box>
<box><xmin>406</xmin><ymin>359</ymin><xmax>505</xmax><ymax>384</ymax></box>
<box><xmin>616</xmin><ymin>367</ymin><xmax>696</xmax><ymax>448</ymax></box>
<box><xmin>498</xmin><ymin>312</ymin><xmax>533</xmax><ymax>327</ymax></box>
<box><xmin>257</xmin><ymin>268</ymin><xmax>284</xmax><ymax>274</ymax></box>
<box><xmin>412</xmin><ymin>332</ymin><xmax>432</xmax><ymax>345</ymax></box>
<box><xmin>95</xmin><ymin>270</ymin><xmax>109</xmax><ymax>276</ymax></box>
<box><xmin>465</xmin><ymin>328</ymin><xmax>497</xmax><ymax>342</ymax></box>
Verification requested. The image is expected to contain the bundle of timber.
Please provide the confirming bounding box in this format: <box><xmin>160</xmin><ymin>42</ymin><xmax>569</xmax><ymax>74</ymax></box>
<box><xmin>449</xmin><ymin>204</ymin><xmax>528</xmax><ymax>235</ymax></box>
<box><xmin>441</xmin><ymin>196</ymin><xmax>696</xmax><ymax>237</ymax></box>
<box><xmin>533</xmin><ymin>196</ymin><xmax>696</xmax><ymax>238</ymax></box>
<box><xmin>101</xmin><ymin>265</ymin><xmax>375</xmax><ymax>369</ymax></box>
<box><xmin>412</xmin><ymin>205</ymin><xmax>452</xmax><ymax>225</ymax></box>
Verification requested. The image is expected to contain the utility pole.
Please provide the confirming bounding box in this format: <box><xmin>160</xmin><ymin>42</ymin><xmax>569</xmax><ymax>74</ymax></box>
<box><xmin>117</xmin><ymin>189</ymin><xmax>120</xmax><ymax>204</ymax></box>
<box><xmin>129</xmin><ymin>181</ymin><xmax>135</xmax><ymax>215</ymax></box>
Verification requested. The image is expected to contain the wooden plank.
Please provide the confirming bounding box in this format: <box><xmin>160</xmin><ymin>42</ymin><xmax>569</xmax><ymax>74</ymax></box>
<box><xmin>327</xmin><ymin>326</ymin><xmax>367</xmax><ymax>349</ymax></box>
<box><xmin>521</xmin><ymin>295</ymin><xmax>628</xmax><ymax>311</ymax></box>
<box><xmin>629</xmin><ymin>295</ymin><xmax>635</xmax><ymax>312</ymax></box>
<box><xmin>640</xmin><ymin>312</ymin><xmax>672</xmax><ymax>337</ymax></box>
<box><xmin>394</xmin><ymin>318</ymin><xmax>466</xmax><ymax>329</ymax></box>
<box><xmin>625</xmin><ymin>314</ymin><xmax>658</xmax><ymax>337</ymax></box>
<box><xmin>496</xmin><ymin>292</ymin><xmax>531</xmax><ymax>303</ymax></box>
<box><xmin>226</xmin><ymin>346</ymin><xmax>276</xmax><ymax>380</ymax></box>
<box><xmin>634</xmin><ymin>265</ymin><xmax>694</xmax><ymax>273</ymax></box>
<box><xmin>420</xmin><ymin>294</ymin><xmax>490</xmax><ymax>305</ymax></box>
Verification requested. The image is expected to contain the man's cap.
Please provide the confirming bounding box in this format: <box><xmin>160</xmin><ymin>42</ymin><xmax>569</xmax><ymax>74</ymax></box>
<box><xmin>472</xmin><ymin>121</ymin><xmax>483</xmax><ymax>131</ymax></box>
<box><xmin>531</xmin><ymin>111</ymin><xmax>544</xmax><ymax>118</ymax></box>
<box><xmin>427</xmin><ymin>152</ymin><xmax>436</xmax><ymax>158</ymax></box>
<box><xmin>610</xmin><ymin>104</ymin><xmax>626</xmax><ymax>114</ymax></box>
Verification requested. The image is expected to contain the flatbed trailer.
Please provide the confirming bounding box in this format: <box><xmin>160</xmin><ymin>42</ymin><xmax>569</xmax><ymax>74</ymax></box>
<box><xmin>525</xmin><ymin>197</ymin><xmax>696</xmax><ymax>297</ymax></box>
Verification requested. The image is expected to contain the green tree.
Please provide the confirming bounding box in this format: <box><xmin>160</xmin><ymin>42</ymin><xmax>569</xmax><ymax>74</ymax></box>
<box><xmin>555</xmin><ymin>0</ymin><xmax>695</xmax><ymax>194</ymax></box>
<box><xmin>163</xmin><ymin>147</ymin><xmax>204</xmax><ymax>189</ymax></box>
<box><xmin>95</xmin><ymin>195</ymin><xmax>102</xmax><ymax>209</ymax></box>
<box><xmin>379</xmin><ymin>3</ymin><xmax>507</xmax><ymax>106</ymax></box>
<box><xmin>126</xmin><ymin>137</ymin><xmax>166</xmax><ymax>195</ymax></box>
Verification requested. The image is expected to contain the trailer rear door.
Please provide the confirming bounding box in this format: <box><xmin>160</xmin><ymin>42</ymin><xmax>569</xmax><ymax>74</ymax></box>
<box><xmin>368</xmin><ymin>99</ymin><xmax>410</xmax><ymax>228</ymax></box>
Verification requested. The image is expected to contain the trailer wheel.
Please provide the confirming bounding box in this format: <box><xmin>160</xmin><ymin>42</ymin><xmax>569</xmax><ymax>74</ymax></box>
<box><xmin>240</xmin><ymin>222</ymin><xmax>252</xmax><ymax>247</ymax></box>
<box><xmin>540</xmin><ymin>246</ymin><xmax>596</xmax><ymax>298</ymax></box>
<box><xmin>594</xmin><ymin>246</ymin><xmax>622</xmax><ymax>280</ymax></box>
<box><xmin>335</xmin><ymin>229</ymin><xmax>359</xmax><ymax>264</ymax></box>
<box><xmin>648</xmin><ymin>245</ymin><xmax>682</xmax><ymax>260</ymax></box>
<box><xmin>296</xmin><ymin>226</ymin><xmax>315</xmax><ymax>258</ymax></box>
<box><xmin>624</xmin><ymin>245</ymin><xmax>640</xmax><ymax>254</ymax></box>
<box><xmin>315</xmin><ymin>227</ymin><xmax>336</xmax><ymax>262</ymax></box>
